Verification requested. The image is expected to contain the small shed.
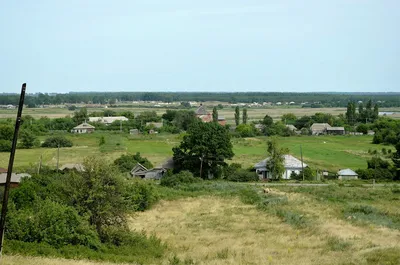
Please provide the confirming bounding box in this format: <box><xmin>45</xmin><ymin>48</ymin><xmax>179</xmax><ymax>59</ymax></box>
<box><xmin>130</xmin><ymin>129</ymin><xmax>139</xmax><ymax>135</ymax></box>
<box><xmin>71</xmin><ymin>123</ymin><xmax>95</xmax><ymax>134</ymax></box>
<box><xmin>0</xmin><ymin>173</ymin><xmax>31</xmax><ymax>188</ymax></box>
<box><xmin>327</xmin><ymin>127</ymin><xmax>345</xmax><ymax>135</ymax></box>
<box><xmin>337</xmin><ymin>169</ymin><xmax>358</xmax><ymax>180</ymax></box>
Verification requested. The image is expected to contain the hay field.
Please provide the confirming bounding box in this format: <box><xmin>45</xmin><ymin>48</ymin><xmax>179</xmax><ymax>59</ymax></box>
<box><xmin>129</xmin><ymin>187</ymin><xmax>400</xmax><ymax>265</ymax></box>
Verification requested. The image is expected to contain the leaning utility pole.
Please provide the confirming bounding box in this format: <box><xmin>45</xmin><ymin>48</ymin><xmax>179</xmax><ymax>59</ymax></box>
<box><xmin>300</xmin><ymin>145</ymin><xmax>305</xmax><ymax>181</ymax></box>
<box><xmin>0</xmin><ymin>83</ymin><xmax>26</xmax><ymax>256</ymax></box>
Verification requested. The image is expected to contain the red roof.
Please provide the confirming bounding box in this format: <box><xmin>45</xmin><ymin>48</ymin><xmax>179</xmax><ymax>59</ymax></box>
<box><xmin>0</xmin><ymin>168</ymin><xmax>7</xmax><ymax>173</ymax></box>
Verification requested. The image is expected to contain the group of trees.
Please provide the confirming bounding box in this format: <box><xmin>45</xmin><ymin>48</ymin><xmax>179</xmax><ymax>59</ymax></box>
<box><xmin>1</xmin><ymin>92</ymin><xmax>399</xmax><ymax>107</ymax></box>
<box><xmin>346</xmin><ymin>100</ymin><xmax>379</xmax><ymax>125</ymax></box>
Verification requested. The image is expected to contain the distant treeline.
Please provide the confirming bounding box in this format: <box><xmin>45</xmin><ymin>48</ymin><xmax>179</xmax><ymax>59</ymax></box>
<box><xmin>1</xmin><ymin>92</ymin><xmax>400</xmax><ymax>107</ymax></box>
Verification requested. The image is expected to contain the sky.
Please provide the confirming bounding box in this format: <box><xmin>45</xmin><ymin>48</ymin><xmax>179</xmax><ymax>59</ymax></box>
<box><xmin>0</xmin><ymin>0</ymin><xmax>399</xmax><ymax>94</ymax></box>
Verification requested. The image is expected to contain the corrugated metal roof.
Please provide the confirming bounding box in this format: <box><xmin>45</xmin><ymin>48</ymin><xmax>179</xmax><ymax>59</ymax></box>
<box><xmin>254</xmin><ymin>155</ymin><xmax>307</xmax><ymax>169</ymax></box>
<box><xmin>338</xmin><ymin>169</ymin><xmax>358</xmax><ymax>176</ymax></box>
<box><xmin>327</xmin><ymin>127</ymin><xmax>345</xmax><ymax>131</ymax></box>
<box><xmin>311</xmin><ymin>123</ymin><xmax>331</xmax><ymax>131</ymax></box>
<box><xmin>73</xmin><ymin>123</ymin><xmax>95</xmax><ymax>130</ymax></box>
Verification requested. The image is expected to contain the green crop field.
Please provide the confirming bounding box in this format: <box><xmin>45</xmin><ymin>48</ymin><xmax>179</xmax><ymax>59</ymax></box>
<box><xmin>0</xmin><ymin>132</ymin><xmax>390</xmax><ymax>173</ymax></box>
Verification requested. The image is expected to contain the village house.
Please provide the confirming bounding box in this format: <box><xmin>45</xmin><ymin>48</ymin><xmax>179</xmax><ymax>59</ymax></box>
<box><xmin>131</xmin><ymin>158</ymin><xmax>174</xmax><ymax>180</ymax></box>
<box><xmin>195</xmin><ymin>104</ymin><xmax>226</xmax><ymax>126</ymax></box>
<box><xmin>310</xmin><ymin>123</ymin><xmax>331</xmax><ymax>135</ymax></box>
<box><xmin>337</xmin><ymin>169</ymin><xmax>358</xmax><ymax>180</ymax></box>
<box><xmin>71</xmin><ymin>123</ymin><xmax>95</xmax><ymax>134</ymax></box>
<box><xmin>254</xmin><ymin>154</ymin><xmax>308</xmax><ymax>180</ymax></box>
<box><xmin>88</xmin><ymin>116</ymin><xmax>128</xmax><ymax>125</ymax></box>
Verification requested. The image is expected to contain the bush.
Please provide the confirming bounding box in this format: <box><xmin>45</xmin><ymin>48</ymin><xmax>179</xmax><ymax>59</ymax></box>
<box><xmin>0</xmin><ymin>139</ymin><xmax>11</xmax><ymax>152</ymax></box>
<box><xmin>6</xmin><ymin>200</ymin><xmax>100</xmax><ymax>249</ymax></box>
<box><xmin>124</xmin><ymin>179</ymin><xmax>158</xmax><ymax>211</ymax></box>
<box><xmin>114</xmin><ymin>153</ymin><xmax>153</xmax><ymax>173</ymax></box>
<box><xmin>41</xmin><ymin>136</ymin><xmax>73</xmax><ymax>148</ymax></box>
<box><xmin>226</xmin><ymin>169</ymin><xmax>259</xmax><ymax>182</ymax></box>
<box><xmin>223</xmin><ymin>163</ymin><xmax>242</xmax><ymax>179</ymax></box>
<box><xmin>160</xmin><ymin>171</ymin><xmax>200</xmax><ymax>187</ymax></box>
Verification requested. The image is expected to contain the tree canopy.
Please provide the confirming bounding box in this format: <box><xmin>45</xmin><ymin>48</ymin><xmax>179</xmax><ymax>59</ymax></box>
<box><xmin>172</xmin><ymin>121</ymin><xmax>234</xmax><ymax>178</ymax></box>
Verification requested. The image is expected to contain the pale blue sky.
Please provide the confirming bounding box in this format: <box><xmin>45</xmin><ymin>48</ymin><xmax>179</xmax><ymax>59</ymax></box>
<box><xmin>0</xmin><ymin>0</ymin><xmax>399</xmax><ymax>93</ymax></box>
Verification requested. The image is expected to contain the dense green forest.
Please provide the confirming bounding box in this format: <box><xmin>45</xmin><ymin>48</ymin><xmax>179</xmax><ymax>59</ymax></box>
<box><xmin>1</xmin><ymin>92</ymin><xmax>400</xmax><ymax>107</ymax></box>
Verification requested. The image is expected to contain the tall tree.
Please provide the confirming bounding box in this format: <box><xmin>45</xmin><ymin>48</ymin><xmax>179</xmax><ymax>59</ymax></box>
<box><xmin>172</xmin><ymin>121</ymin><xmax>234</xmax><ymax>178</ymax></box>
<box><xmin>73</xmin><ymin>107</ymin><xmax>88</xmax><ymax>124</ymax></box>
<box><xmin>234</xmin><ymin>106</ymin><xmax>240</xmax><ymax>126</ymax></box>
<box><xmin>392</xmin><ymin>141</ymin><xmax>400</xmax><ymax>181</ymax></box>
<box><xmin>212</xmin><ymin>107</ymin><xmax>218</xmax><ymax>123</ymax></box>
<box><xmin>242</xmin><ymin>108</ymin><xmax>248</xmax><ymax>124</ymax></box>
<box><xmin>345</xmin><ymin>102</ymin><xmax>356</xmax><ymax>125</ymax></box>
<box><xmin>19</xmin><ymin>129</ymin><xmax>38</xmax><ymax>149</ymax></box>
<box><xmin>266</xmin><ymin>139</ymin><xmax>287</xmax><ymax>179</ymax></box>
<box><xmin>372</xmin><ymin>104</ymin><xmax>379</xmax><ymax>121</ymax></box>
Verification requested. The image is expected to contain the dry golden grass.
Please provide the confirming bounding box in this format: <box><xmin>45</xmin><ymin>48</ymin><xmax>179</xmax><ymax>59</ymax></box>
<box><xmin>0</xmin><ymin>255</ymin><xmax>131</xmax><ymax>265</ymax></box>
<box><xmin>129</xmin><ymin>193</ymin><xmax>400</xmax><ymax>265</ymax></box>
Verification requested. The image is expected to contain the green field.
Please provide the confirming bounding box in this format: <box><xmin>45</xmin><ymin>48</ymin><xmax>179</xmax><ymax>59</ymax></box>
<box><xmin>0</xmin><ymin>132</ymin><xmax>390</xmax><ymax>173</ymax></box>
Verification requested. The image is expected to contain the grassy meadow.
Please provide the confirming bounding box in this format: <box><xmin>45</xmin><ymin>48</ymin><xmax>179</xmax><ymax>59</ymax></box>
<box><xmin>0</xmin><ymin>132</ymin><xmax>389</xmax><ymax>173</ymax></box>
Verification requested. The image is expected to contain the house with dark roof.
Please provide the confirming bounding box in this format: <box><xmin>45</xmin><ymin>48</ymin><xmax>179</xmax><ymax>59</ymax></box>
<box><xmin>131</xmin><ymin>158</ymin><xmax>175</xmax><ymax>180</ymax></box>
<box><xmin>254</xmin><ymin>155</ymin><xmax>307</xmax><ymax>180</ymax></box>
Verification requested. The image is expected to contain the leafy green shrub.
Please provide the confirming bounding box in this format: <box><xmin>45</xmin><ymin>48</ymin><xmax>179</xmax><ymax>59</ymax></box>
<box><xmin>223</xmin><ymin>163</ymin><xmax>242</xmax><ymax>178</ymax></box>
<box><xmin>226</xmin><ymin>169</ymin><xmax>258</xmax><ymax>182</ymax></box>
<box><xmin>6</xmin><ymin>200</ymin><xmax>100</xmax><ymax>249</ymax></box>
<box><xmin>160</xmin><ymin>171</ymin><xmax>200</xmax><ymax>188</ymax></box>
<box><xmin>124</xmin><ymin>179</ymin><xmax>158</xmax><ymax>211</ymax></box>
<box><xmin>41</xmin><ymin>136</ymin><xmax>73</xmax><ymax>148</ymax></box>
<box><xmin>0</xmin><ymin>139</ymin><xmax>11</xmax><ymax>152</ymax></box>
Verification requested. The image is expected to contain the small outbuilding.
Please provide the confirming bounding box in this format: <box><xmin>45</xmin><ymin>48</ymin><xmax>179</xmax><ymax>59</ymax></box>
<box><xmin>71</xmin><ymin>123</ymin><xmax>95</xmax><ymax>134</ymax></box>
<box><xmin>0</xmin><ymin>173</ymin><xmax>31</xmax><ymax>188</ymax></box>
<box><xmin>337</xmin><ymin>169</ymin><xmax>358</xmax><ymax>180</ymax></box>
<box><xmin>327</xmin><ymin>127</ymin><xmax>345</xmax><ymax>135</ymax></box>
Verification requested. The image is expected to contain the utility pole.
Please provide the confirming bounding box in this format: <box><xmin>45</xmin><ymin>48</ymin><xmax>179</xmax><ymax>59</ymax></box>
<box><xmin>199</xmin><ymin>154</ymin><xmax>204</xmax><ymax>179</ymax></box>
<box><xmin>0</xmin><ymin>83</ymin><xmax>26</xmax><ymax>256</ymax></box>
<box><xmin>56</xmin><ymin>144</ymin><xmax>60</xmax><ymax>172</ymax></box>
<box><xmin>38</xmin><ymin>154</ymin><xmax>42</xmax><ymax>174</ymax></box>
<box><xmin>300</xmin><ymin>145</ymin><xmax>304</xmax><ymax>181</ymax></box>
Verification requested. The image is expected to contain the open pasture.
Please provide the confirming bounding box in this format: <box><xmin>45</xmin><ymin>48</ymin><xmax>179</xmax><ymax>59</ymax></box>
<box><xmin>0</xmin><ymin>132</ymin><xmax>385</xmax><ymax>173</ymax></box>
